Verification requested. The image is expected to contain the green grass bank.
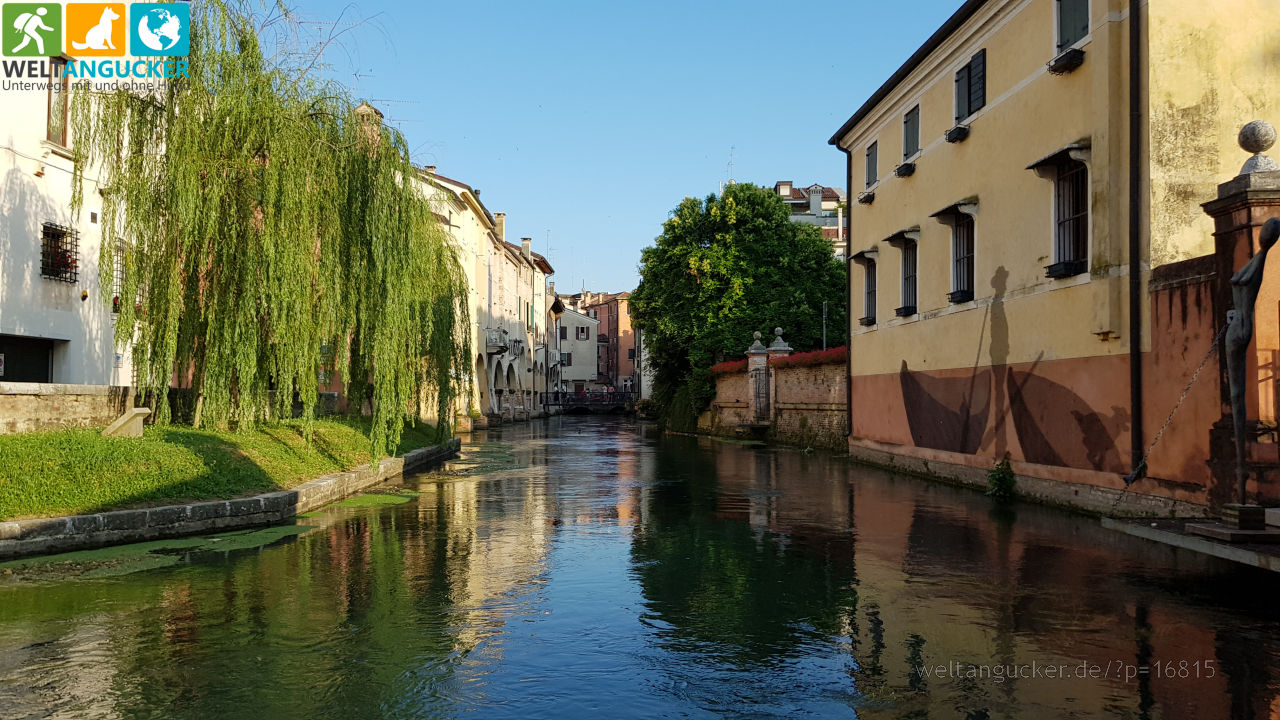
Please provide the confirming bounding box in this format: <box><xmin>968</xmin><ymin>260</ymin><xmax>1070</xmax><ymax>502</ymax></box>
<box><xmin>0</xmin><ymin>419</ymin><xmax>441</xmax><ymax>521</ymax></box>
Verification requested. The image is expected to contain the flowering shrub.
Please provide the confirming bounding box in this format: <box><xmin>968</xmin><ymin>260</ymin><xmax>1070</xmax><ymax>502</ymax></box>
<box><xmin>710</xmin><ymin>358</ymin><xmax>748</xmax><ymax>375</ymax></box>
<box><xmin>768</xmin><ymin>346</ymin><xmax>848</xmax><ymax>370</ymax></box>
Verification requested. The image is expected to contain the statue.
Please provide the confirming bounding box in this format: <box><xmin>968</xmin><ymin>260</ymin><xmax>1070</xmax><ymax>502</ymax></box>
<box><xmin>1225</xmin><ymin>217</ymin><xmax>1280</xmax><ymax>504</ymax></box>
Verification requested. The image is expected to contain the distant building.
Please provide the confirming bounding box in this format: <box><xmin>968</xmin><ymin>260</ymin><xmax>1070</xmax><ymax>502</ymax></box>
<box><xmin>422</xmin><ymin>167</ymin><xmax>556</xmax><ymax>421</ymax></box>
<box><xmin>562</xmin><ymin>290</ymin><xmax>636</xmax><ymax>392</ymax></box>
<box><xmin>772</xmin><ymin>181</ymin><xmax>846</xmax><ymax>257</ymax></box>
<box><xmin>556</xmin><ymin>307</ymin><xmax>599</xmax><ymax>392</ymax></box>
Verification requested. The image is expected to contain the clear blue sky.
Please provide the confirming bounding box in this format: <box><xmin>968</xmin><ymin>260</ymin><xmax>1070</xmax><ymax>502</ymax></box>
<box><xmin>299</xmin><ymin>0</ymin><xmax>964</xmax><ymax>293</ymax></box>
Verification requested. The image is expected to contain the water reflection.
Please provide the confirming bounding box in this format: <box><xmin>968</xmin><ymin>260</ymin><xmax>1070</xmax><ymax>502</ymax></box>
<box><xmin>0</xmin><ymin>417</ymin><xmax>1277</xmax><ymax>719</ymax></box>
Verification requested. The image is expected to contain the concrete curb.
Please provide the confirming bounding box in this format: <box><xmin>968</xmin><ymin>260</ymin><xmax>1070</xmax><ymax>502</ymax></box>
<box><xmin>0</xmin><ymin>437</ymin><xmax>462</xmax><ymax>561</ymax></box>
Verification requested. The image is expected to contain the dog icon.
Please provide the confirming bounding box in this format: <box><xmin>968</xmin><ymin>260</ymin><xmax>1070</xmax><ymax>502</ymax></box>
<box><xmin>72</xmin><ymin>7</ymin><xmax>119</xmax><ymax>50</ymax></box>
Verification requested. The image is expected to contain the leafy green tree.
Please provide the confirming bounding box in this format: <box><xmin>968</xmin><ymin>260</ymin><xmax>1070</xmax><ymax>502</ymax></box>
<box><xmin>68</xmin><ymin>1</ymin><xmax>469</xmax><ymax>455</ymax></box>
<box><xmin>631</xmin><ymin>183</ymin><xmax>846</xmax><ymax>428</ymax></box>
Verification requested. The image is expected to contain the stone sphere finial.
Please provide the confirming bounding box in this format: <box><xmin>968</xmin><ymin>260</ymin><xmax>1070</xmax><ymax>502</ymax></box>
<box><xmin>753</xmin><ymin>331</ymin><xmax>762</xmax><ymax>340</ymax></box>
<box><xmin>774</xmin><ymin>327</ymin><xmax>783</xmax><ymax>336</ymax></box>
<box><xmin>1240</xmin><ymin>121</ymin><xmax>1276</xmax><ymax>154</ymax></box>
<box><xmin>1239</xmin><ymin>121</ymin><xmax>1280</xmax><ymax>175</ymax></box>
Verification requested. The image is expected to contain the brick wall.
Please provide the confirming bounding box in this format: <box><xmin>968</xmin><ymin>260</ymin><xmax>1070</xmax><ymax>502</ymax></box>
<box><xmin>705</xmin><ymin>363</ymin><xmax>847</xmax><ymax>450</ymax></box>
<box><xmin>0</xmin><ymin>382</ymin><xmax>135</xmax><ymax>434</ymax></box>
<box><xmin>770</xmin><ymin>364</ymin><xmax>846</xmax><ymax>450</ymax></box>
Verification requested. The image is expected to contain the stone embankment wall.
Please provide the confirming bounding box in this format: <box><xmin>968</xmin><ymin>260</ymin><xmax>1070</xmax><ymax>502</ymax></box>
<box><xmin>0</xmin><ymin>382</ymin><xmax>135</xmax><ymax>434</ymax></box>
<box><xmin>703</xmin><ymin>360</ymin><xmax>847</xmax><ymax>451</ymax></box>
<box><xmin>0</xmin><ymin>438</ymin><xmax>462</xmax><ymax>560</ymax></box>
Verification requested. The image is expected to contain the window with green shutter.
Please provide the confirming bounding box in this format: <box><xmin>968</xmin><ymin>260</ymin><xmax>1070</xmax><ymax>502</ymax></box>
<box><xmin>903</xmin><ymin>105</ymin><xmax>920</xmax><ymax>159</ymax></box>
<box><xmin>954</xmin><ymin>49</ymin><xmax>986</xmax><ymax>123</ymax></box>
<box><xmin>865</xmin><ymin>142</ymin><xmax>878</xmax><ymax>188</ymax></box>
<box><xmin>1057</xmin><ymin>0</ymin><xmax>1089</xmax><ymax>51</ymax></box>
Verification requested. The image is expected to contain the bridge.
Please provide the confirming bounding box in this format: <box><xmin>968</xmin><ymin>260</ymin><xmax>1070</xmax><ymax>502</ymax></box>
<box><xmin>540</xmin><ymin>391</ymin><xmax>634</xmax><ymax>413</ymax></box>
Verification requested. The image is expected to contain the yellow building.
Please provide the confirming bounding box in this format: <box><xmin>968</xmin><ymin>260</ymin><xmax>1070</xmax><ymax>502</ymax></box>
<box><xmin>829</xmin><ymin>0</ymin><xmax>1280</xmax><ymax>511</ymax></box>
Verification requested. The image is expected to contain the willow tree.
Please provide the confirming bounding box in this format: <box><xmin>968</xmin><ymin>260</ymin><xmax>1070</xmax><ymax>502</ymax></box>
<box><xmin>68</xmin><ymin>1</ymin><xmax>470</xmax><ymax>455</ymax></box>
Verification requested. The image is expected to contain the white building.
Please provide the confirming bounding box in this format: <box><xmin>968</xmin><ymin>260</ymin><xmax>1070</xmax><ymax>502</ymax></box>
<box><xmin>554</xmin><ymin>308</ymin><xmax>598</xmax><ymax>392</ymax></box>
<box><xmin>0</xmin><ymin>59</ymin><xmax>132</xmax><ymax>386</ymax></box>
<box><xmin>422</xmin><ymin>167</ymin><xmax>556</xmax><ymax>421</ymax></box>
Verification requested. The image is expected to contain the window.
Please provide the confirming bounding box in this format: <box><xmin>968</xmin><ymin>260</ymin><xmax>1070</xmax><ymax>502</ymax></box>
<box><xmin>111</xmin><ymin>240</ymin><xmax>125</xmax><ymax>313</ymax></box>
<box><xmin>862</xmin><ymin>260</ymin><xmax>877</xmax><ymax>325</ymax></box>
<box><xmin>1057</xmin><ymin>0</ymin><xmax>1089</xmax><ymax>51</ymax></box>
<box><xmin>559</xmin><ymin>326</ymin><xmax>567</xmax><ymax>340</ymax></box>
<box><xmin>898</xmin><ymin>241</ymin><xmax>917</xmax><ymax>316</ymax></box>
<box><xmin>47</xmin><ymin>58</ymin><xmax>68</xmax><ymax>146</ymax></box>
<box><xmin>561</xmin><ymin>352</ymin><xmax>572</xmax><ymax>366</ymax></box>
<box><xmin>576</xmin><ymin>326</ymin><xmax>589</xmax><ymax>340</ymax></box>
<box><xmin>628</xmin><ymin>348</ymin><xmax>636</xmax><ymax>360</ymax></box>
<box><xmin>865</xmin><ymin>142</ymin><xmax>878</xmax><ymax>188</ymax></box>
<box><xmin>951</xmin><ymin>214</ymin><xmax>975</xmax><ymax>303</ymax></box>
<box><xmin>40</xmin><ymin>222</ymin><xmax>78</xmax><ymax>283</ymax></box>
<box><xmin>903</xmin><ymin>106</ymin><xmax>921</xmax><ymax>159</ymax></box>
<box><xmin>954</xmin><ymin>49</ymin><xmax>986</xmax><ymax>124</ymax></box>
<box><xmin>1050</xmin><ymin>160</ymin><xmax>1088</xmax><ymax>277</ymax></box>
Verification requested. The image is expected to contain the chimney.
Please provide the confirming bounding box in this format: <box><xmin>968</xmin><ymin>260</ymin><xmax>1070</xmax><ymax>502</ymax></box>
<box><xmin>424</xmin><ymin>165</ymin><xmax>436</xmax><ymax>174</ymax></box>
<box><xmin>809</xmin><ymin>185</ymin><xmax>823</xmax><ymax>215</ymax></box>
<box><xmin>353</xmin><ymin>102</ymin><xmax>383</xmax><ymax>147</ymax></box>
<box><xmin>494</xmin><ymin>212</ymin><xmax>506</xmax><ymax>243</ymax></box>
<box><xmin>521</xmin><ymin>237</ymin><xmax>532</xmax><ymax>260</ymax></box>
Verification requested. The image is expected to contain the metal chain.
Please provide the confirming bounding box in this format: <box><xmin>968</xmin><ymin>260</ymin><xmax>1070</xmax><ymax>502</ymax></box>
<box><xmin>1112</xmin><ymin>324</ymin><xmax>1227</xmax><ymax>511</ymax></box>
<box><xmin>1140</xmin><ymin>323</ymin><xmax>1227</xmax><ymax>469</ymax></box>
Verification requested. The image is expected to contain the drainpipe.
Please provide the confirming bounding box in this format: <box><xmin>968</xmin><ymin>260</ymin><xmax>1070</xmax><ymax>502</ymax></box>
<box><xmin>839</xmin><ymin>146</ymin><xmax>854</xmax><ymax>438</ymax></box>
<box><xmin>1127</xmin><ymin>0</ymin><xmax>1146</xmax><ymax>478</ymax></box>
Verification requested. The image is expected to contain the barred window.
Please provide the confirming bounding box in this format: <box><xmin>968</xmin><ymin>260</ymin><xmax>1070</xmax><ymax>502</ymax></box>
<box><xmin>951</xmin><ymin>215</ymin><xmax>975</xmax><ymax>303</ymax></box>
<box><xmin>40</xmin><ymin>222</ymin><xmax>78</xmax><ymax>283</ymax></box>
<box><xmin>1054</xmin><ymin>160</ymin><xmax>1088</xmax><ymax>273</ymax></box>
<box><xmin>863</xmin><ymin>260</ymin><xmax>877</xmax><ymax>324</ymax></box>
<box><xmin>898</xmin><ymin>241</ymin><xmax>917</xmax><ymax>316</ymax></box>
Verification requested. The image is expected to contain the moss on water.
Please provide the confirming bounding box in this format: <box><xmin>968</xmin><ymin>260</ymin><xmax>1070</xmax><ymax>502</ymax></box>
<box><xmin>0</xmin><ymin>524</ymin><xmax>315</xmax><ymax>582</ymax></box>
<box><xmin>336</xmin><ymin>490</ymin><xmax>420</xmax><ymax>508</ymax></box>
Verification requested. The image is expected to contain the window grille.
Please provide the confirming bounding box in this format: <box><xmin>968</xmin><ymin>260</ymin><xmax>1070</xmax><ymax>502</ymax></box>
<box><xmin>951</xmin><ymin>215</ymin><xmax>975</xmax><ymax>302</ymax></box>
<box><xmin>1054</xmin><ymin>160</ymin><xmax>1088</xmax><ymax>272</ymax></box>
<box><xmin>40</xmin><ymin>222</ymin><xmax>78</xmax><ymax>283</ymax></box>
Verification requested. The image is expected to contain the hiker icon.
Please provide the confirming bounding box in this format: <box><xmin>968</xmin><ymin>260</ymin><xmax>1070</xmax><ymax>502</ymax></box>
<box><xmin>11</xmin><ymin>7</ymin><xmax>54</xmax><ymax>55</ymax></box>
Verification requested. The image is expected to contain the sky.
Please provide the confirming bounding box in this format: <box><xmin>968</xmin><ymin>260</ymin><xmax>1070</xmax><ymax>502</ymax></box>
<box><xmin>297</xmin><ymin>0</ymin><xmax>966</xmax><ymax>293</ymax></box>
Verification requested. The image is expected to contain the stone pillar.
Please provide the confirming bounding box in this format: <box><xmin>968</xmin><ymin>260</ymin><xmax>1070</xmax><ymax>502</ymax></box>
<box><xmin>1203</xmin><ymin>121</ymin><xmax>1280</xmax><ymax>505</ymax></box>
<box><xmin>746</xmin><ymin>332</ymin><xmax>769</xmax><ymax>422</ymax></box>
<box><xmin>766</xmin><ymin>328</ymin><xmax>793</xmax><ymax>423</ymax></box>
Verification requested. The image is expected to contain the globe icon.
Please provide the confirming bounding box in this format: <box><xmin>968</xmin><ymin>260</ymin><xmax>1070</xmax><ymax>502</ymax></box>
<box><xmin>136</xmin><ymin>8</ymin><xmax>182</xmax><ymax>52</ymax></box>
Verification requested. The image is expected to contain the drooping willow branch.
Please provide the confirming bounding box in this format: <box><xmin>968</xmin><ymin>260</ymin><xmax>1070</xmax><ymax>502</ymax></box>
<box><xmin>69</xmin><ymin>0</ymin><xmax>470</xmax><ymax>456</ymax></box>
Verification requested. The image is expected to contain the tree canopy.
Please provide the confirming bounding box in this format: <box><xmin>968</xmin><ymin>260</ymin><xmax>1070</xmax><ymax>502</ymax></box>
<box><xmin>69</xmin><ymin>1</ymin><xmax>470</xmax><ymax>455</ymax></box>
<box><xmin>630</xmin><ymin>183</ymin><xmax>846</xmax><ymax>426</ymax></box>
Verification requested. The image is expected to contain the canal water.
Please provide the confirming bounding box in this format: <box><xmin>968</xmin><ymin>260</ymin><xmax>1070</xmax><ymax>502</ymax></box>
<box><xmin>2</xmin><ymin>417</ymin><xmax>1279</xmax><ymax>719</ymax></box>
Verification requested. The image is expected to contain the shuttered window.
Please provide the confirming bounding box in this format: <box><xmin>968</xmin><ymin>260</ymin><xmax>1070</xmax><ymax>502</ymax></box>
<box><xmin>1057</xmin><ymin>0</ymin><xmax>1089</xmax><ymax>51</ymax></box>
<box><xmin>954</xmin><ymin>49</ymin><xmax>986</xmax><ymax>123</ymax></box>
<box><xmin>903</xmin><ymin>105</ymin><xmax>920</xmax><ymax>159</ymax></box>
<box><xmin>865</xmin><ymin>142</ymin><xmax>878</xmax><ymax>188</ymax></box>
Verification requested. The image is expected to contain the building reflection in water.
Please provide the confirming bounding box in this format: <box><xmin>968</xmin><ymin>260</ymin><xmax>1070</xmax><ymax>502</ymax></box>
<box><xmin>0</xmin><ymin>420</ymin><xmax>1278</xmax><ymax>719</ymax></box>
<box><xmin>629</xmin><ymin>434</ymin><xmax>1280</xmax><ymax>719</ymax></box>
